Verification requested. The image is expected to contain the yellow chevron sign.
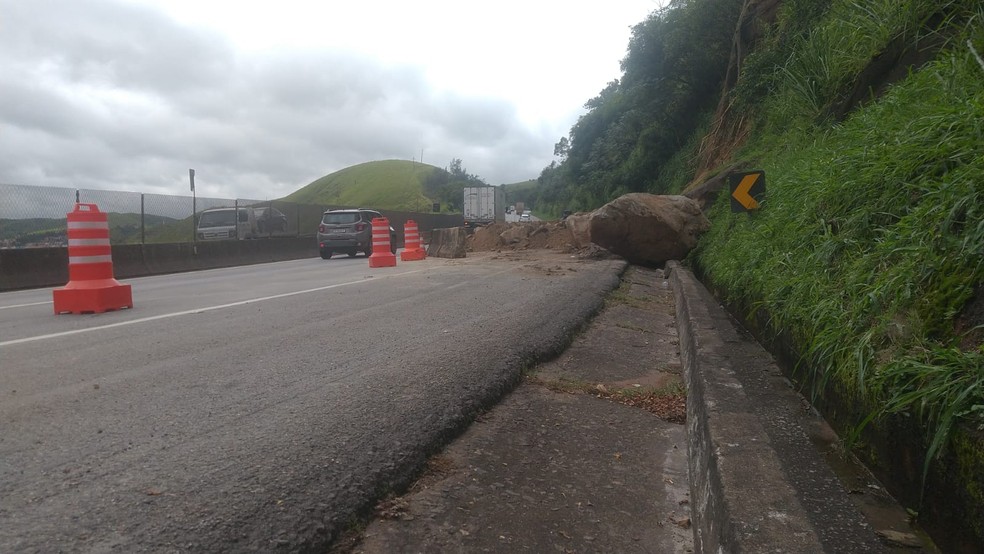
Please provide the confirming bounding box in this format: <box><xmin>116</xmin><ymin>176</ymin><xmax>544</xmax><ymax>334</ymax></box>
<box><xmin>729</xmin><ymin>170</ymin><xmax>765</xmax><ymax>212</ymax></box>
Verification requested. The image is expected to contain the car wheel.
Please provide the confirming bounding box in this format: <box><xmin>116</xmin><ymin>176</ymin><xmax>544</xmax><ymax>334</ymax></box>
<box><xmin>390</xmin><ymin>236</ymin><xmax>397</xmax><ymax>254</ymax></box>
<box><xmin>320</xmin><ymin>250</ymin><xmax>333</xmax><ymax>260</ymax></box>
<box><xmin>364</xmin><ymin>244</ymin><xmax>372</xmax><ymax>257</ymax></box>
<box><xmin>347</xmin><ymin>250</ymin><xmax>357</xmax><ymax>258</ymax></box>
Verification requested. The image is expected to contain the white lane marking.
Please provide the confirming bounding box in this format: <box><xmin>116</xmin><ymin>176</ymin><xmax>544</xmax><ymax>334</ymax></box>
<box><xmin>1</xmin><ymin>269</ymin><xmax>427</xmax><ymax>347</ymax></box>
<box><xmin>0</xmin><ymin>301</ymin><xmax>53</xmax><ymax>310</ymax></box>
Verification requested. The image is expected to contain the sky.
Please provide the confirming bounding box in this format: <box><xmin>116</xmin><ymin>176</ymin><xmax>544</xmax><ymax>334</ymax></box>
<box><xmin>1</xmin><ymin>0</ymin><xmax>664</xmax><ymax>201</ymax></box>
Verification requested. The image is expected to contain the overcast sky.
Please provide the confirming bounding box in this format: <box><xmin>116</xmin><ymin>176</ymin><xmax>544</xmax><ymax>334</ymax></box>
<box><xmin>1</xmin><ymin>0</ymin><xmax>663</xmax><ymax>200</ymax></box>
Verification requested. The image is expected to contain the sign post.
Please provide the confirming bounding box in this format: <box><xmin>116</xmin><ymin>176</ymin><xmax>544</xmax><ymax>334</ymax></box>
<box><xmin>190</xmin><ymin>169</ymin><xmax>196</xmax><ymax>243</ymax></box>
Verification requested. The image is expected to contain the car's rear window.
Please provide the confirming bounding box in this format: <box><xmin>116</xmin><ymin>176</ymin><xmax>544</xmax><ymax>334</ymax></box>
<box><xmin>322</xmin><ymin>212</ymin><xmax>359</xmax><ymax>225</ymax></box>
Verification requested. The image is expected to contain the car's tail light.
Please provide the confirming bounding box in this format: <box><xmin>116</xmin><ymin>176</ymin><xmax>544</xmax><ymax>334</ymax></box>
<box><xmin>355</xmin><ymin>222</ymin><xmax>367</xmax><ymax>232</ymax></box>
<box><xmin>319</xmin><ymin>224</ymin><xmax>326</xmax><ymax>233</ymax></box>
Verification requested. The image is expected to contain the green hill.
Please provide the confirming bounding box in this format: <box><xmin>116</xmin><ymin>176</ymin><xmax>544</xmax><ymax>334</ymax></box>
<box><xmin>284</xmin><ymin>159</ymin><xmax>439</xmax><ymax>212</ymax></box>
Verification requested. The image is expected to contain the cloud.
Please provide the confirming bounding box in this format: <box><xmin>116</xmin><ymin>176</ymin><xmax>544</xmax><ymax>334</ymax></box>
<box><xmin>0</xmin><ymin>0</ymin><xmax>559</xmax><ymax>202</ymax></box>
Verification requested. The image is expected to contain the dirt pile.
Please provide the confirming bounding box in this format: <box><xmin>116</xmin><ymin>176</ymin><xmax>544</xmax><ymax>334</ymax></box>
<box><xmin>467</xmin><ymin>221</ymin><xmax>584</xmax><ymax>253</ymax></box>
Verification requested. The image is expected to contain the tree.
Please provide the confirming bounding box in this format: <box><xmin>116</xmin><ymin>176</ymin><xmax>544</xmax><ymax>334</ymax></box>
<box><xmin>449</xmin><ymin>158</ymin><xmax>465</xmax><ymax>178</ymax></box>
<box><xmin>553</xmin><ymin>137</ymin><xmax>570</xmax><ymax>160</ymax></box>
<box><xmin>423</xmin><ymin>158</ymin><xmax>489</xmax><ymax>212</ymax></box>
<box><xmin>532</xmin><ymin>0</ymin><xmax>745</xmax><ymax>212</ymax></box>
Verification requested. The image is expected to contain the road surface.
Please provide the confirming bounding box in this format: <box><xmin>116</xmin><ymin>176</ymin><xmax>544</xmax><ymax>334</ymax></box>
<box><xmin>0</xmin><ymin>251</ymin><xmax>623</xmax><ymax>552</ymax></box>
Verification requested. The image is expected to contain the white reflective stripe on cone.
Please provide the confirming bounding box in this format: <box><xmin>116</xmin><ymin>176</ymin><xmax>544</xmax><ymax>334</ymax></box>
<box><xmin>67</xmin><ymin>221</ymin><xmax>108</xmax><ymax>230</ymax></box>
<box><xmin>69</xmin><ymin>255</ymin><xmax>113</xmax><ymax>264</ymax></box>
<box><xmin>69</xmin><ymin>238</ymin><xmax>111</xmax><ymax>246</ymax></box>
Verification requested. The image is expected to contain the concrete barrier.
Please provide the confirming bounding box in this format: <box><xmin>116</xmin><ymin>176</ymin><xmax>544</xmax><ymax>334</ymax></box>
<box><xmin>1</xmin><ymin>211</ymin><xmax>463</xmax><ymax>292</ymax></box>
<box><xmin>0</xmin><ymin>238</ymin><xmax>320</xmax><ymax>292</ymax></box>
<box><xmin>0</xmin><ymin>247</ymin><xmax>70</xmax><ymax>292</ymax></box>
<box><xmin>668</xmin><ymin>261</ymin><xmax>823</xmax><ymax>552</ymax></box>
<box><xmin>668</xmin><ymin>261</ymin><xmax>890</xmax><ymax>553</ymax></box>
<box><xmin>427</xmin><ymin>227</ymin><xmax>468</xmax><ymax>258</ymax></box>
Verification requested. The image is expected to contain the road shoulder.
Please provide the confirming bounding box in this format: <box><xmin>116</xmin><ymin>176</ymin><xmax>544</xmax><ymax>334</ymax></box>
<box><xmin>346</xmin><ymin>266</ymin><xmax>692</xmax><ymax>553</ymax></box>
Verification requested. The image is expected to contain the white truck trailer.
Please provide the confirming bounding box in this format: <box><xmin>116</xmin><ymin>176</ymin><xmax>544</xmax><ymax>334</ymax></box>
<box><xmin>462</xmin><ymin>186</ymin><xmax>506</xmax><ymax>228</ymax></box>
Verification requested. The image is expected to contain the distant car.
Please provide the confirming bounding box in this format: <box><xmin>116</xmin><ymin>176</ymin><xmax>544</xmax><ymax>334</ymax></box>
<box><xmin>196</xmin><ymin>207</ymin><xmax>256</xmax><ymax>241</ymax></box>
<box><xmin>254</xmin><ymin>206</ymin><xmax>288</xmax><ymax>234</ymax></box>
<box><xmin>317</xmin><ymin>209</ymin><xmax>397</xmax><ymax>259</ymax></box>
<box><xmin>519</xmin><ymin>212</ymin><xmax>531</xmax><ymax>222</ymax></box>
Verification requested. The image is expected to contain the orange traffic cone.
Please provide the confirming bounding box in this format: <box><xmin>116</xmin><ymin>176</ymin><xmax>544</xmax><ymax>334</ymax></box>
<box><xmin>368</xmin><ymin>217</ymin><xmax>397</xmax><ymax>268</ymax></box>
<box><xmin>52</xmin><ymin>203</ymin><xmax>133</xmax><ymax>314</ymax></box>
<box><xmin>400</xmin><ymin>219</ymin><xmax>427</xmax><ymax>261</ymax></box>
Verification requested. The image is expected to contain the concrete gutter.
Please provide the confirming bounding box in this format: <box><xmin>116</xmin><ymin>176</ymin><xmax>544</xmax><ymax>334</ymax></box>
<box><xmin>668</xmin><ymin>261</ymin><xmax>890</xmax><ymax>553</ymax></box>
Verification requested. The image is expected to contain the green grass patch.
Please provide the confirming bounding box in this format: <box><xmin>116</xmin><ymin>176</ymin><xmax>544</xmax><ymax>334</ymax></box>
<box><xmin>695</xmin><ymin>26</ymin><xmax>984</xmax><ymax>487</ymax></box>
<box><xmin>604</xmin><ymin>280</ymin><xmax>650</xmax><ymax>310</ymax></box>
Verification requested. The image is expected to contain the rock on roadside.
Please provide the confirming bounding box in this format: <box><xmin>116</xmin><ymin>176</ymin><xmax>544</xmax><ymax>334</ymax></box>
<box><xmin>588</xmin><ymin>193</ymin><xmax>710</xmax><ymax>266</ymax></box>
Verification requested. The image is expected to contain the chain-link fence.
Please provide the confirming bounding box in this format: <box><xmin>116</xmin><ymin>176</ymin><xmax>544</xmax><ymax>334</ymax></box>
<box><xmin>0</xmin><ymin>183</ymin><xmax>342</xmax><ymax>248</ymax></box>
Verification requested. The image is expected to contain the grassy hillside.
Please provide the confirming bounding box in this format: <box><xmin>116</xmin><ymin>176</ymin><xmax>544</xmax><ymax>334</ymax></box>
<box><xmin>527</xmin><ymin>0</ymin><xmax>983</xmax><ymax>547</ymax></box>
<box><xmin>284</xmin><ymin>159</ymin><xmax>438</xmax><ymax>212</ymax></box>
<box><xmin>691</xmin><ymin>2</ymin><xmax>983</xmax><ymax>547</ymax></box>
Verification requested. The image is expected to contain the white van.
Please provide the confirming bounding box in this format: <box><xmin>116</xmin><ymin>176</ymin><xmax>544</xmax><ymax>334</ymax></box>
<box><xmin>196</xmin><ymin>207</ymin><xmax>257</xmax><ymax>241</ymax></box>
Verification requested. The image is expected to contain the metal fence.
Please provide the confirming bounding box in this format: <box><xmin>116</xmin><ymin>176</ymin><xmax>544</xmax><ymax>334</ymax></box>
<box><xmin>0</xmin><ymin>183</ymin><xmax>340</xmax><ymax>248</ymax></box>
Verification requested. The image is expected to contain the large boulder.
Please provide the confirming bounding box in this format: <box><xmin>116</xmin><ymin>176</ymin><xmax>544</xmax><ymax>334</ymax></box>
<box><xmin>588</xmin><ymin>193</ymin><xmax>710</xmax><ymax>265</ymax></box>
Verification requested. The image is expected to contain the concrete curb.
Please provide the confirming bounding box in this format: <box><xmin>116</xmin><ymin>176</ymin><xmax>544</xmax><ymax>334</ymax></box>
<box><xmin>668</xmin><ymin>261</ymin><xmax>825</xmax><ymax>552</ymax></box>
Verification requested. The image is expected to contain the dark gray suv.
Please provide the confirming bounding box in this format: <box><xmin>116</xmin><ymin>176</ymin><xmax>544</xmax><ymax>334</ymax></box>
<box><xmin>317</xmin><ymin>209</ymin><xmax>396</xmax><ymax>259</ymax></box>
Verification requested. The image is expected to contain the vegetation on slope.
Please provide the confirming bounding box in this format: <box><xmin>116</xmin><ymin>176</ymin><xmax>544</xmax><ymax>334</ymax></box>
<box><xmin>502</xmin><ymin>179</ymin><xmax>537</xmax><ymax>211</ymax></box>
<box><xmin>530</xmin><ymin>0</ymin><xmax>984</xmax><ymax>544</ymax></box>
<box><xmin>284</xmin><ymin>159</ymin><xmax>438</xmax><ymax>212</ymax></box>
<box><xmin>535</xmin><ymin>0</ymin><xmax>745</xmax><ymax>214</ymax></box>
<box><xmin>697</xmin><ymin>0</ymin><xmax>984</xmax><ymax>474</ymax></box>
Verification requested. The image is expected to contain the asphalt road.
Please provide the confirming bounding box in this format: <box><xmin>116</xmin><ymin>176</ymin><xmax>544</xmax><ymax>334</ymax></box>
<box><xmin>0</xmin><ymin>252</ymin><xmax>623</xmax><ymax>552</ymax></box>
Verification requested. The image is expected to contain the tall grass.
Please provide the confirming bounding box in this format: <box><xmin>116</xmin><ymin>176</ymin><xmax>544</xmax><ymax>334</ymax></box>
<box><xmin>766</xmin><ymin>0</ymin><xmax>971</xmax><ymax>129</ymax></box>
<box><xmin>695</xmin><ymin>2</ymin><xmax>984</xmax><ymax>492</ymax></box>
